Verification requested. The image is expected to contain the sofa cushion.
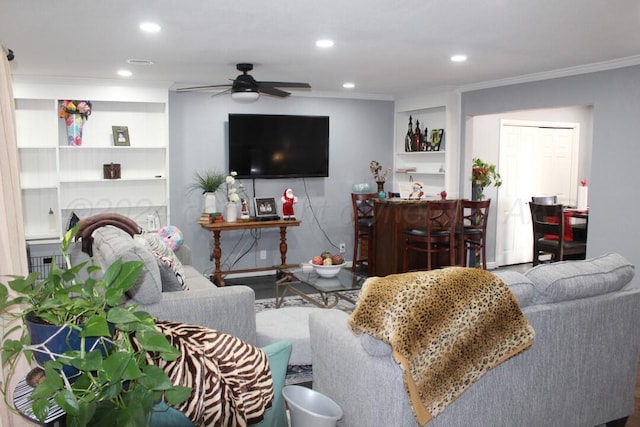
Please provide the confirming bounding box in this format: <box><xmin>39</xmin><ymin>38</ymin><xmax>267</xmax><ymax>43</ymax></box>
<box><xmin>91</xmin><ymin>226</ymin><xmax>162</xmax><ymax>304</ymax></box>
<box><xmin>493</xmin><ymin>270</ymin><xmax>535</xmax><ymax>308</ymax></box>
<box><xmin>525</xmin><ymin>253</ymin><xmax>634</xmax><ymax>304</ymax></box>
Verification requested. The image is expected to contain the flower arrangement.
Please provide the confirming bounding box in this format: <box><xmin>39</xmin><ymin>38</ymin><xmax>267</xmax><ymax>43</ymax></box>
<box><xmin>471</xmin><ymin>157</ymin><xmax>503</xmax><ymax>200</ymax></box>
<box><xmin>226</xmin><ymin>171</ymin><xmax>245</xmax><ymax>203</ymax></box>
<box><xmin>370</xmin><ymin>160</ymin><xmax>390</xmax><ymax>182</ymax></box>
<box><xmin>58</xmin><ymin>100</ymin><xmax>92</xmax><ymax>120</ymax></box>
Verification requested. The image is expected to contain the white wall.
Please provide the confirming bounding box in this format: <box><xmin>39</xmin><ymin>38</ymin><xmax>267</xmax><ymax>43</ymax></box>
<box><xmin>460</xmin><ymin>64</ymin><xmax>640</xmax><ymax>270</ymax></box>
<box><xmin>168</xmin><ymin>93</ymin><xmax>394</xmax><ymax>276</ymax></box>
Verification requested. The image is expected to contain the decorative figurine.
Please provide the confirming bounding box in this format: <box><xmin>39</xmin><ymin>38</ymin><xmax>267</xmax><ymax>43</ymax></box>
<box><xmin>408</xmin><ymin>182</ymin><xmax>424</xmax><ymax>200</ymax></box>
<box><xmin>240</xmin><ymin>198</ymin><xmax>250</xmax><ymax>219</ymax></box>
<box><xmin>281</xmin><ymin>188</ymin><xmax>298</xmax><ymax>220</ymax></box>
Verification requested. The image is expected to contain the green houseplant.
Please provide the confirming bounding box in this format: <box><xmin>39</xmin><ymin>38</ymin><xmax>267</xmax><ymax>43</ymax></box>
<box><xmin>471</xmin><ymin>157</ymin><xmax>503</xmax><ymax>200</ymax></box>
<box><xmin>0</xmin><ymin>227</ymin><xmax>190</xmax><ymax>426</ymax></box>
<box><xmin>189</xmin><ymin>170</ymin><xmax>227</xmax><ymax>214</ymax></box>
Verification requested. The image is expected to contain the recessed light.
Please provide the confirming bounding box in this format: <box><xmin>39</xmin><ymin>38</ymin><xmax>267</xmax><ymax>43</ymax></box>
<box><xmin>127</xmin><ymin>59</ymin><xmax>154</xmax><ymax>66</ymax></box>
<box><xmin>117</xmin><ymin>70</ymin><xmax>133</xmax><ymax>77</ymax></box>
<box><xmin>316</xmin><ymin>39</ymin><xmax>334</xmax><ymax>48</ymax></box>
<box><xmin>139</xmin><ymin>22</ymin><xmax>161</xmax><ymax>33</ymax></box>
<box><xmin>451</xmin><ymin>54</ymin><xmax>467</xmax><ymax>62</ymax></box>
<box><xmin>343</xmin><ymin>82</ymin><xmax>355</xmax><ymax>89</ymax></box>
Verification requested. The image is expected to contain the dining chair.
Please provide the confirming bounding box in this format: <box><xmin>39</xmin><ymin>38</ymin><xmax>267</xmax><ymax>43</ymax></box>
<box><xmin>456</xmin><ymin>199</ymin><xmax>491</xmax><ymax>269</ymax></box>
<box><xmin>351</xmin><ymin>193</ymin><xmax>378</xmax><ymax>274</ymax></box>
<box><xmin>529</xmin><ymin>202</ymin><xmax>587</xmax><ymax>265</ymax></box>
<box><xmin>531</xmin><ymin>195</ymin><xmax>558</xmax><ymax>205</ymax></box>
<box><xmin>403</xmin><ymin>199</ymin><xmax>460</xmax><ymax>272</ymax></box>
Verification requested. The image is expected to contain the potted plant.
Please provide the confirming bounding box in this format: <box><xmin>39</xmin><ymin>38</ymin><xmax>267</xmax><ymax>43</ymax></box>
<box><xmin>0</xmin><ymin>227</ymin><xmax>190</xmax><ymax>426</ymax></box>
<box><xmin>471</xmin><ymin>157</ymin><xmax>503</xmax><ymax>200</ymax></box>
<box><xmin>189</xmin><ymin>170</ymin><xmax>226</xmax><ymax>214</ymax></box>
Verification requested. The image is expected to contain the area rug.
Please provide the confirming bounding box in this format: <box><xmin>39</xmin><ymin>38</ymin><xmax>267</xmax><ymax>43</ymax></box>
<box><xmin>254</xmin><ymin>291</ymin><xmax>360</xmax><ymax>385</ymax></box>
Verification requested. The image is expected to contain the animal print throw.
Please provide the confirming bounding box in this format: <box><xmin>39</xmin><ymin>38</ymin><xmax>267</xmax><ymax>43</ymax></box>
<box><xmin>151</xmin><ymin>320</ymin><xmax>274</xmax><ymax>426</ymax></box>
<box><xmin>349</xmin><ymin>267</ymin><xmax>535</xmax><ymax>425</ymax></box>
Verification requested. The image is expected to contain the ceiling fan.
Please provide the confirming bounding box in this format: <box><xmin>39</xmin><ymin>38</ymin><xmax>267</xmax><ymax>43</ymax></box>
<box><xmin>176</xmin><ymin>63</ymin><xmax>311</xmax><ymax>102</ymax></box>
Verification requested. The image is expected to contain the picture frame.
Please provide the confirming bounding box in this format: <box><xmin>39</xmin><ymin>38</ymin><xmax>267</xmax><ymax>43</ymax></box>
<box><xmin>254</xmin><ymin>197</ymin><xmax>278</xmax><ymax>218</ymax></box>
<box><xmin>112</xmin><ymin>126</ymin><xmax>130</xmax><ymax>146</ymax></box>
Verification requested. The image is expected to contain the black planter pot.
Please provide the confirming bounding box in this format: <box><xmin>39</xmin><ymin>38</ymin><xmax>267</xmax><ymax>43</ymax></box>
<box><xmin>25</xmin><ymin>312</ymin><xmax>113</xmax><ymax>379</ymax></box>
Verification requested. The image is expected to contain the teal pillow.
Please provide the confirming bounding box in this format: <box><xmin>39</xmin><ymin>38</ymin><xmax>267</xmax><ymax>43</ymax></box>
<box><xmin>255</xmin><ymin>341</ymin><xmax>292</xmax><ymax>427</ymax></box>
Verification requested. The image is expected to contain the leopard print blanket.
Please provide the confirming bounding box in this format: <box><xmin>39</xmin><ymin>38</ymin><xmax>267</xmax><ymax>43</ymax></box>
<box><xmin>152</xmin><ymin>320</ymin><xmax>274</xmax><ymax>426</ymax></box>
<box><xmin>348</xmin><ymin>267</ymin><xmax>535</xmax><ymax>425</ymax></box>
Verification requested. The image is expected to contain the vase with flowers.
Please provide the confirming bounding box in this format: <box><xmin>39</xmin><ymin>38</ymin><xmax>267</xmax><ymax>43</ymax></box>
<box><xmin>58</xmin><ymin>100</ymin><xmax>92</xmax><ymax>146</ymax></box>
<box><xmin>370</xmin><ymin>160</ymin><xmax>390</xmax><ymax>194</ymax></box>
<box><xmin>225</xmin><ymin>171</ymin><xmax>245</xmax><ymax>222</ymax></box>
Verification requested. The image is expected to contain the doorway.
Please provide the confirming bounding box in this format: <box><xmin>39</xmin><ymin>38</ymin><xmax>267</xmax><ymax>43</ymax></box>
<box><xmin>495</xmin><ymin>120</ymin><xmax>579</xmax><ymax>266</ymax></box>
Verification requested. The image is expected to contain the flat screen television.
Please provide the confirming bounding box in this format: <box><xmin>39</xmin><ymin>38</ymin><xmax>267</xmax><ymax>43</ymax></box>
<box><xmin>228</xmin><ymin>113</ymin><xmax>329</xmax><ymax>179</ymax></box>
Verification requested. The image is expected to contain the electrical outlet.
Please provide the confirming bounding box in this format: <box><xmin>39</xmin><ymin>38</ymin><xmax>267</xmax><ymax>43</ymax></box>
<box><xmin>339</xmin><ymin>243</ymin><xmax>346</xmax><ymax>253</ymax></box>
<box><xmin>259</xmin><ymin>250</ymin><xmax>267</xmax><ymax>260</ymax></box>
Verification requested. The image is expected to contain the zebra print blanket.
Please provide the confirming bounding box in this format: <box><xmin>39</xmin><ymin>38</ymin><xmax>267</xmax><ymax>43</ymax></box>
<box><xmin>152</xmin><ymin>320</ymin><xmax>274</xmax><ymax>426</ymax></box>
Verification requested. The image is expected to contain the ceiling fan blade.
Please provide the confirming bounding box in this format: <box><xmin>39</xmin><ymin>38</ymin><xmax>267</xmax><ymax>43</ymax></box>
<box><xmin>212</xmin><ymin>88</ymin><xmax>232</xmax><ymax>97</ymax></box>
<box><xmin>258</xmin><ymin>86</ymin><xmax>290</xmax><ymax>97</ymax></box>
<box><xmin>259</xmin><ymin>81</ymin><xmax>311</xmax><ymax>89</ymax></box>
<box><xmin>176</xmin><ymin>83</ymin><xmax>232</xmax><ymax>92</ymax></box>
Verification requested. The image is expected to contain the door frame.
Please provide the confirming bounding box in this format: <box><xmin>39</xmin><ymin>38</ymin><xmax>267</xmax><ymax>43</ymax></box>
<box><xmin>495</xmin><ymin>119</ymin><xmax>580</xmax><ymax>267</ymax></box>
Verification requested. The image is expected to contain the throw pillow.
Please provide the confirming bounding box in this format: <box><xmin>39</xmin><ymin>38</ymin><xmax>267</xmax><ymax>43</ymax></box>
<box><xmin>158</xmin><ymin>225</ymin><xmax>184</xmax><ymax>251</ymax></box>
<box><xmin>157</xmin><ymin>257</ymin><xmax>187</xmax><ymax>292</ymax></box>
<box><xmin>142</xmin><ymin>233</ymin><xmax>185</xmax><ymax>284</ymax></box>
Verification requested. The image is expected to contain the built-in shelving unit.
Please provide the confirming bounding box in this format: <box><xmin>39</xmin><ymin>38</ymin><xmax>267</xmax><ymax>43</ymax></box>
<box><xmin>13</xmin><ymin>79</ymin><xmax>170</xmax><ymax>243</ymax></box>
<box><xmin>393</xmin><ymin>105</ymin><xmax>447</xmax><ymax>196</ymax></box>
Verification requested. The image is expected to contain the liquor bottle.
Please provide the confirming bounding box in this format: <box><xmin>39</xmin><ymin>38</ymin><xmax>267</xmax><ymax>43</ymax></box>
<box><xmin>413</xmin><ymin>120</ymin><xmax>423</xmax><ymax>152</ymax></box>
<box><xmin>405</xmin><ymin>116</ymin><xmax>414</xmax><ymax>152</ymax></box>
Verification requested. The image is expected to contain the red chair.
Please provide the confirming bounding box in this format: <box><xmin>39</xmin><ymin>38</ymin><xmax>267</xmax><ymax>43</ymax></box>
<box><xmin>403</xmin><ymin>199</ymin><xmax>459</xmax><ymax>272</ymax></box>
<box><xmin>456</xmin><ymin>199</ymin><xmax>491</xmax><ymax>269</ymax></box>
<box><xmin>351</xmin><ymin>193</ymin><xmax>378</xmax><ymax>274</ymax></box>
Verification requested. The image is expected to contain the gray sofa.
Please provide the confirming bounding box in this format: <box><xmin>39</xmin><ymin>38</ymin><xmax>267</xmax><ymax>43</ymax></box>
<box><xmin>89</xmin><ymin>225</ymin><xmax>257</xmax><ymax>344</ymax></box>
<box><xmin>310</xmin><ymin>253</ymin><xmax>640</xmax><ymax>427</ymax></box>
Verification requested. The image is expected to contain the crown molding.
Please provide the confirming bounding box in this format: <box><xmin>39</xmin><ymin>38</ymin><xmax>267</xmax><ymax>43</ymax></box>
<box><xmin>458</xmin><ymin>55</ymin><xmax>640</xmax><ymax>93</ymax></box>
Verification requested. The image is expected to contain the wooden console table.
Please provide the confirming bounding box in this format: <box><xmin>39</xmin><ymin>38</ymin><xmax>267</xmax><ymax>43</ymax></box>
<box><xmin>198</xmin><ymin>219</ymin><xmax>301</xmax><ymax>286</ymax></box>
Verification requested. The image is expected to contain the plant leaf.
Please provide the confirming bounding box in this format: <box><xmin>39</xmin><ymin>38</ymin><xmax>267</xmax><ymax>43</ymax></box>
<box><xmin>164</xmin><ymin>385</ymin><xmax>192</xmax><ymax>405</ymax></box>
<box><xmin>31</xmin><ymin>398</ymin><xmax>50</xmax><ymax>422</ymax></box>
<box><xmin>136</xmin><ymin>329</ymin><xmax>180</xmax><ymax>359</ymax></box>
<box><xmin>81</xmin><ymin>315</ymin><xmax>111</xmax><ymax>338</ymax></box>
<box><xmin>54</xmin><ymin>389</ymin><xmax>80</xmax><ymax>416</ymax></box>
<box><xmin>139</xmin><ymin>365</ymin><xmax>173</xmax><ymax>390</ymax></box>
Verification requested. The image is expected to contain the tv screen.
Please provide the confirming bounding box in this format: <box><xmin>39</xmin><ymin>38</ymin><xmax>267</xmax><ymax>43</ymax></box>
<box><xmin>228</xmin><ymin>114</ymin><xmax>329</xmax><ymax>179</ymax></box>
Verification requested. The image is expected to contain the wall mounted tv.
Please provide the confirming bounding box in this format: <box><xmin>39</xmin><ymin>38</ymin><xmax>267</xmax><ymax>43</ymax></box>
<box><xmin>228</xmin><ymin>113</ymin><xmax>329</xmax><ymax>179</ymax></box>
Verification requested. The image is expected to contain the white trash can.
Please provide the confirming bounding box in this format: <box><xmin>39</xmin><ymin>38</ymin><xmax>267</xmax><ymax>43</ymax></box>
<box><xmin>283</xmin><ymin>385</ymin><xmax>343</xmax><ymax>427</ymax></box>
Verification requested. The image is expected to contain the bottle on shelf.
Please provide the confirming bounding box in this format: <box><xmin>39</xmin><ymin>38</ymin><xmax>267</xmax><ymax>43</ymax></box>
<box><xmin>413</xmin><ymin>120</ymin><xmax>424</xmax><ymax>152</ymax></box>
<box><xmin>405</xmin><ymin>115</ymin><xmax>414</xmax><ymax>152</ymax></box>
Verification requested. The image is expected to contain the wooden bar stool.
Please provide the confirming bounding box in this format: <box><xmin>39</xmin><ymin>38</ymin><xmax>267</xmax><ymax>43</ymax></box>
<box><xmin>403</xmin><ymin>199</ymin><xmax>459</xmax><ymax>272</ymax></box>
<box><xmin>456</xmin><ymin>199</ymin><xmax>491</xmax><ymax>269</ymax></box>
<box><xmin>351</xmin><ymin>193</ymin><xmax>378</xmax><ymax>275</ymax></box>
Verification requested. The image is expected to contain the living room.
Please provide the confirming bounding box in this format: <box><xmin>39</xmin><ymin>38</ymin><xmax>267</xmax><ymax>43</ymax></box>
<box><xmin>2</xmin><ymin>2</ymin><xmax>640</xmax><ymax>426</ymax></box>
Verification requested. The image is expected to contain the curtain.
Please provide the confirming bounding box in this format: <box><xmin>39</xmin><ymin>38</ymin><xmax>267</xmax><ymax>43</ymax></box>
<box><xmin>0</xmin><ymin>44</ymin><xmax>30</xmax><ymax>427</ymax></box>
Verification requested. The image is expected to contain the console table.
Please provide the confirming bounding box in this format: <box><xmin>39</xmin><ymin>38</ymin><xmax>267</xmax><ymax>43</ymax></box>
<box><xmin>198</xmin><ymin>219</ymin><xmax>301</xmax><ymax>286</ymax></box>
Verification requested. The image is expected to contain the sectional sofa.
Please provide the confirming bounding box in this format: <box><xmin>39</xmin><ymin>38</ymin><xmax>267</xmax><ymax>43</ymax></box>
<box><xmin>310</xmin><ymin>253</ymin><xmax>640</xmax><ymax>427</ymax></box>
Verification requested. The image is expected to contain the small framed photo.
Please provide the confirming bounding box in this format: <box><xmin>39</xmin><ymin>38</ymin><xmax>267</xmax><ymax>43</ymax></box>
<box><xmin>254</xmin><ymin>197</ymin><xmax>278</xmax><ymax>218</ymax></box>
<box><xmin>112</xmin><ymin>126</ymin><xmax>130</xmax><ymax>146</ymax></box>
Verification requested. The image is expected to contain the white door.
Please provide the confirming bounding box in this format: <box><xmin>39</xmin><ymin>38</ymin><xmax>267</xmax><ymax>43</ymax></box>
<box><xmin>496</xmin><ymin>121</ymin><xmax>579</xmax><ymax>266</ymax></box>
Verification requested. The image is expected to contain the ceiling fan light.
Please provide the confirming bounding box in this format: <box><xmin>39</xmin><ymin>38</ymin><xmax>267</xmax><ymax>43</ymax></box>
<box><xmin>231</xmin><ymin>91</ymin><xmax>260</xmax><ymax>103</ymax></box>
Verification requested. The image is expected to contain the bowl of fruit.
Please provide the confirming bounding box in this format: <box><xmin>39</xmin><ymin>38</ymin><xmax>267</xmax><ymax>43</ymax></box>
<box><xmin>310</xmin><ymin>252</ymin><xmax>346</xmax><ymax>278</ymax></box>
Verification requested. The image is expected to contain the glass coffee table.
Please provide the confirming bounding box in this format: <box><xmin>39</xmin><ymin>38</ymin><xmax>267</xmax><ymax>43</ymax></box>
<box><xmin>275</xmin><ymin>266</ymin><xmax>366</xmax><ymax>308</ymax></box>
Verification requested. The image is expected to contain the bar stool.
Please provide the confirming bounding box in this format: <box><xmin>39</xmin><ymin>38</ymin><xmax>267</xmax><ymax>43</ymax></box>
<box><xmin>403</xmin><ymin>199</ymin><xmax>459</xmax><ymax>272</ymax></box>
<box><xmin>456</xmin><ymin>199</ymin><xmax>491</xmax><ymax>269</ymax></box>
<box><xmin>351</xmin><ymin>193</ymin><xmax>378</xmax><ymax>275</ymax></box>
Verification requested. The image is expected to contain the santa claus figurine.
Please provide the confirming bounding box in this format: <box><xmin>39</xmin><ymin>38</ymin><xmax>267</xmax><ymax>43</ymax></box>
<box><xmin>408</xmin><ymin>182</ymin><xmax>424</xmax><ymax>200</ymax></box>
<box><xmin>281</xmin><ymin>188</ymin><xmax>298</xmax><ymax>220</ymax></box>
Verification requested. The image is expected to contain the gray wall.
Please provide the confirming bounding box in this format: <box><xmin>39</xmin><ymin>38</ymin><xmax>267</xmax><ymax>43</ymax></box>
<box><xmin>461</xmin><ymin>64</ymin><xmax>640</xmax><ymax>269</ymax></box>
<box><xmin>168</xmin><ymin>93</ymin><xmax>394</xmax><ymax>277</ymax></box>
